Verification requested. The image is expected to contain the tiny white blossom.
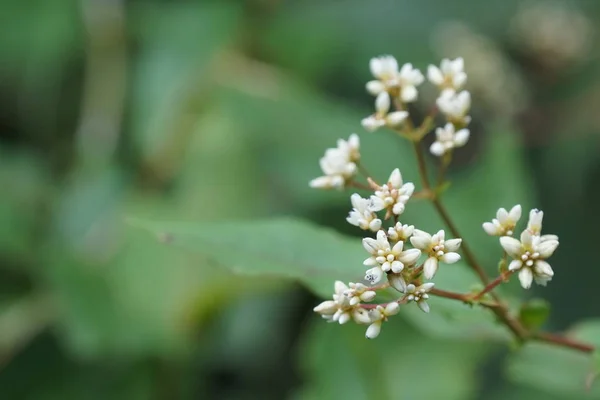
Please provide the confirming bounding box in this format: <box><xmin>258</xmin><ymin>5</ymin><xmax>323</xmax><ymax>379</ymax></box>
<box><xmin>369</xmin><ymin>168</ymin><xmax>415</xmax><ymax>218</ymax></box>
<box><xmin>365</xmin><ymin>302</ymin><xmax>400</xmax><ymax>339</ymax></box>
<box><xmin>436</xmin><ymin>89</ymin><xmax>472</xmax><ymax>126</ymax></box>
<box><xmin>343</xmin><ymin>282</ymin><xmax>377</xmax><ymax>306</ymax></box>
<box><xmin>387</xmin><ymin>222</ymin><xmax>415</xmax><ymax>242</ymax></box>
<box><xmin>313</xmin><ymin>281</ymin><xmax>372</xmax><ymax>325</ymax></box>
<box><xmin>309</xmin><ymin>134</ymin><xmax>360</xmax><ymax>189</ymax></box>
<box><xmin>367</xmin><ymin>55</ymin><xmax>401</xmax><ymax>95</ymax></box>
<box><xmin>427</xmin><ymin>57</ymin><xmax>467</xmax><ymax>90</ymax></box>
<box><xmin>526</xmin><ymin>208</ymin><xmax>544</xmax><ymax>236</ymax></box>
<box><xmin>405</xmin><ymin>283</ymin><xmax>435</xmax><ymax>313</ymax></box>
<box><xmin>346</xmin><ymin>193</ymin><xmax>382</xmax><ymax>232</ymax></box>
<box><xmin>500</xmin><ymin>230</ymin><xmax>559</xmax><ymax>289</ymax></box>
<box><xmin>429</xmin><ymin>123</ymin><xmax>470</xmax><ymax>156</ymax></box>
<box><xmin>482</xmin><ymin>205</ymin><xmax>522</xmax><ymax>236</ymax></box>
<box><xmin>361</xmin><ymin>92</ymin><xmax>409</xmax><ymax>132</ymax></box>
<box><xmin>363</xmin><ymin>230</ymin><xmax>421</xmax><ymax>284</ymax></box>
<box><xmin>397</xmin><ymin>63</ymin><xmax>425</xmax><ymax>102</ymax></box>
<box><xmin>410</xmin><ymin>229</ymin><xmax>462</xmax><ymax>279</ymax></box>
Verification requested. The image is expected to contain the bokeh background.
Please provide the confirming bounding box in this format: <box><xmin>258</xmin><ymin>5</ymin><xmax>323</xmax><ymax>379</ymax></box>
<box><xmin>1</xmin><ymin>0</ymin><xmax>600</xmax><ymax>399</ymax></box>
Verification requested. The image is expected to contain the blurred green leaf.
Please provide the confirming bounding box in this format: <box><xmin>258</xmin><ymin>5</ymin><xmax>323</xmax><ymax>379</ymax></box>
<box><xmin>519</xmin><ymin>299</ymin><xmax>551</xmax><ymax>331</ymax></box>
<box><xmin>299</xmin><ymin>317</ymin><xmax>487</xmax><ymax>400</ymax></box>
<box><xmin>572</xmin><ymin>320</ymin><xmax>600</xmax><ymax>380</ymax></box>
<box><xmin>131</xmin><ymin>217</ymin><xmax>510</xmax><ymax>340</ymax></box>
<box><xmin>506</xmin><ymin>342</ymin><xmax>600</xmax><ymax>398</ymax></box>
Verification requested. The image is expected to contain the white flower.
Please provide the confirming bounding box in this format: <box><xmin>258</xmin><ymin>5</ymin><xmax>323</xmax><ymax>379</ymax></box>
<box><xmin>369</xmin><ymin>168</ymin><xmax>415</xmax><ymax>218</ymax></box>
<box><xmin>313</xmin><ymin>281</ymin><xmax>371</xmax><ymax>325</ymax></box>
<box><xmin>363</xmin><ymin>230</ymin><xmax>421</xmax><ymax>284</ymax></box>
<box><xmin>405</xmin><ymin>283</ymin><xmax>434</xmax><ymax>313</ymax></box>
<box><xmin>436</xmin><ymin>89</ymin><xmax>472</xmax><ymax>126</ymax></box>
<box><xmin>482</xmin><ymin>205</ymin><xmax>522</xmax><ymax>236</ymax></box>
<box><xmin>365</xmin><ymin>302</ymin><xmax>400</xmax><ymax>339</ymax></box>
<box><xmin>500</xmin><ymin>230</ymin><xmax>559</xmax><ymax>289</ymax></box>
<box><xmin>429</xmin><ymin>123</ymin><xmax>470</xmax><ymax>156</ymax></box>
<box><xmin>343</xmin><ymin>282</ymin><xmax>377</xmax><ymax>306</ymax></box>
<box><xmin>309</xmin><ymin>134</ymin><xmax>360</xmax><ymax>189</ymax></box>
<box><xmin>367</xmin><ymin>55</ymin><xmax>401</xmax><ymax>95</ymax></box>
<box><xmin>410</xmin><ymin>229</ymin><xmax>462</xmax><ymax>279</ymax></box>
<box><xmin>397</xmin><ymin>63</ymin><xmax>424</xmax><ymax>102</ymax></box>
<box><xmin>526</xmin><ymin>208</ymin><xmax>544</xmax><ymax>236</ymax></box>
<box><xmin>387</xmin><ymin>222</ymin><xmax>415</xmax><ymax>242</ymax></box>
<box><xmin>346</xmin><ymin>194</ymin><xmax>382</xmax><ymax>232</ymax></box>
<box><xmin>427</xmin><ymin>57</ymin><xmax>467</xmax><ymax>90</ymax></box>
<box><xmin>361</xmin><ymin>92</ymin><xmax>409</xmax><ymax>132</ymax></box>
<box><xmin>366</xmin><ymin>57</ymin><xmax>424</xmax><ymax>103</ymax></box>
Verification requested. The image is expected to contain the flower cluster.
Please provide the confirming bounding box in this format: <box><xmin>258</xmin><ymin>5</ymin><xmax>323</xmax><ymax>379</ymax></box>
<box><xmin>309</xmin><ymin>134</ymin><xmax>360</xmax><ymax>189</ymax></box>
<box><xmin>483</xmin><ymin>206</ymin><xmax>559</xmax><ymax>289</ymax></box>
<box><xmin>310</xmin><ymin>54</ymin><xmax>560</xmax><ymax>340</ymax></box>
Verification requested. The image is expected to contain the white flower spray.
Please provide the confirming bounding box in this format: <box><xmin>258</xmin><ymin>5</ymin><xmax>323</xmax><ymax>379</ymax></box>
<box><xmin>310</xmin><ymin>54</ymin><xmax>569</xmax><ymax>347</ymax></box>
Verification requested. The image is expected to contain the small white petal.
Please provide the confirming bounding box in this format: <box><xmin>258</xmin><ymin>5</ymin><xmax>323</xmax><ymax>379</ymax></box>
<box><xmin>427</xmin><ymin>65</ymin><xmax>444</xmax><ymax>85</ymax></box>
<box><xmin>410</xmin><ymin>235</ymin><xmax>431</xmax><ymax>250</ymax></box>
<box><xmin>401</xmin><ymin>85</ymin><xmax>418</xmax><ymax>102</ymax></box>
<box><xmin>388</xmin><ymin>273</ymin><xmax>407</xmax><ymax>292</ymax></box>
<box><xmin>391</xmin><ymin>260</ymin><xmax>404</xmax><ymax>273</ymax></box>
<box><xmin>334</xmin><ymin>281</ymin><xmax>348</xmax><ymax>294</ymax></box>
<box><xmin>508</xmin><ymin>259</ymin><xmax>523</xmax><ymax>271</ymax></box>
<box><xmin>361</xmin><ymin>116</ymin><xmax>382</xmax><ymax>132</ymax></box>
<box><xmin>441</xmin><ymin>252</ymin><xmax>461</xmax><ymax>264</ymax></box>
<box><xmin>386</xmin><ymin>111</ymin><xmax>409</xmax><ymax>126</ymax></box>
<box><xmin>534</xmin><ymin>260</ymin><xmax>554</xmax><ymax>277</ymax></box>
<box><xmin>375</xmin><ymin>92</ymin><xmax>391</xmax><ymax>114</ymax></box>
<box><xmin>388</xmin><ymin>168</ymin><xmax>403</xmax><ymax>188</ymax></box>
<box><xmin>500</xmin><ymin>236</ymin><xmax>522</xmax><ymax>258</ymax></box>
<box><xmin>536</xmin><ymin>240</ymin><xmax>559</xmax><ymax>258</ymax></box>
<box><xmin>417</xmin><ymin>300</ymin><xmax>430</xmax><ymax>313</ymax></box>
<box><xmin>423</xmin><ymin>257</ymin><xmax>439</xmax><ymax>279</ymax></box>
<box><xmin>518</xmin><ymin>268</ymin><xmax>534</xmax><ymax>289</ymax></box>
<box><xmin>369</xmin><ymin>219</ymin><xmax>382</xmax><ymax>232</ymax></box>
<box><xmin>483</xmin><ymin>222</ymin><xmax>501</xmax><ymax>236</ymax></box>
<box><xmin>369</xmin><ymin>58</ymin><xmax>383</xmax><ymax>78</ymax></box>
<box><xmin>353</xmin><ymin>308</ymin><xmax>372</xmax><ymax>324</ymax></box>
<box><xmin>444</xmin><ymin>238</ymin><xmax>462</xmax><ymax>252</ymax></box>
<box><xmin>385</xmin><ymin>302</ymin><xmax>400</xmax><ymax>315</ymax></box>
<box><xmin>362</xmin><ymin>238</ymin><xmax>378</xmax><ymax>254</ymax></box>
<box><xmin>366</xmin><ymin>80</ymin><xmax>385</xmax><ymax>95</ymax></box>
<box><xmin>430</xmin><ymin>141</ymin><xmax>445</xmax><ymax>156</ymax></box>
<box><xmin>365</xmin><ymin>321</ymin><xmax>382</xmax><ymax>339</ymax></box>
<box><xmin>398</xmin><ymin>248</ymin><xmax>421</xmax><ymax>265</ymax></box>
<box><xmin>365</xmin><ymin>267</ymin><xmax>383</xmax><ymax>284</ymax></box>
<box><xmin>360</xmin><ymin>291</ymin><xmax>377</xmax><ymax>302</ymax></box>
<box><xmin>313</xmin><ymin>300</ymin><xmax>337</xmax><ymax>314</ymax></box>
<box><xmin>540</xmin><ymin>234</ymin><xmax>559</xmax><ymax>243</ymax></box>
<box><xmin>509</xmin><ymin>205</ymin><xmax>522</xmax><ymax>222</ymax></box>
<box><xmin>497</xmin><ymin>208</ymin><xmax>509</xmax><ymax>225</ymax></box>
<box><xmin>338</xmin><ymin>312</ymin><xmax>351</xmax><ymax>325</ymax></box>
<box><xmin>453</xmin><ymin>129</ymin><xmax>470</xmax><ymax>146</ymax></box>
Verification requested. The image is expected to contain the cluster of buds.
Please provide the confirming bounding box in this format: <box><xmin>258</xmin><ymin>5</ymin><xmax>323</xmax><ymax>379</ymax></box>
<box><xmin>483</xmin><ymin>206</ymin><xmax>559</xmax><ymax>289</ymax></box>
<box><xmin>309</xmin><ymin>55</ymin><xmax>560</xmax><ymax>339</ymax></box>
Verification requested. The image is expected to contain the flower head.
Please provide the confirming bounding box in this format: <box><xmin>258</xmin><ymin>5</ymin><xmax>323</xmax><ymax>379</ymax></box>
<box><xmin>369</xmin><ymin>168</ymin><xmax>415</xmax><ymax>218</ymax></box>
<box><xmin>428</xmin><ymin>57</ymin><xmax>467</xmax><ymax>90</ymax></box>
<box><xmin>313</xmin><ymin>281</ymin><xmax>371</xmax><ymax>324</ymax></box>
<box><xmin>429</xmin><ymin>123</ymin><xmax>470</xmax><ymax>156</ymax></box>
<box><xmin>346</xmin><ymin>193</ymin><xmax>382</xmax><ymax>232</ymax></box>
<box><xmin>436</xmin><ymin>89</ymin><xmax>472</xmax><ymax>126</ymax></box>
<box><xmin>363</xmin><ymin>230</ymin><xmax>421</xmax><ymax>284</ymax></box>
<box><xmin>387</xmin><ymin>222</ymin><xmax>415</xmax><ymax>242</ymax></box>
<box><xmin>361</xmin><ymin>92</ymin><xmax>409</xmax><ymax>132</ymax></box>
<box><xmin>405</xmin><ymin>282</ymin><xmax>435</xmax><ymax>313</ymax></box>
<box><xmin>397</xmin><ymin>63</ymin><xmax>425</xmax><ymax>102</ymax></box>
<box><xmin>500</xmin><ymin>230</ymin><xmax>559</xmax><ymax>289</ymax></box>
<box><xmin>410</xmin><ymin>229</ymin><xmax>462</xmax><ymax>279</ymax></box>
<box><xmin>343</xmin><ymin>282</ymin><xmax>377</xmax><ymax>305</ymax></box>
<box><xmin>365</xmin><ymin>302</ymin><xmax>400</xmax><ymax>339</ymax></box>
<box><xmin>367</xmin><ymin>55</ymin><xmax>401</xmax><ymax>94</ymax></box>
<box><xmin>309</xmin><ymin>134</ymin><xmax>360</xmax><ymax>189</ymax></box>
<box><xmin>482</xmin><ymin>205</ymin><xmax>522</xmax><ymax>236</ymax></box>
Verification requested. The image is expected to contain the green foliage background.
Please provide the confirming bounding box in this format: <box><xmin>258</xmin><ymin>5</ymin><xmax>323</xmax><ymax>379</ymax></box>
<box><xmin>1</xmin><ymin>0</ymin><xmax>600</xmax><ymax>398</ymax></box>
